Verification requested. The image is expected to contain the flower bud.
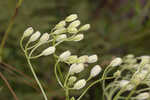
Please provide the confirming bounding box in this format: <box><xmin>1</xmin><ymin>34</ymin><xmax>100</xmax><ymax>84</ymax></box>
<box><xmin>71</xmin><ymin>34</ymin><xmax>84</xmax><ymax>41</ymax></box>
<box><xmin>69</xmin><ymin>63</ymin><xmax>84</xmax><ymax>75</ymax></box>
<box><xmin>90</xmin><ymin>65</ymin><xmax>101</xmax><ymax>77</ymax></box>
<box><xmin>73</xmin><ymin>79</ymin><xmax>86</xmax><ymax>90</ymax></box>
<box><xmin>70</xmin><ymin>97</ymin><xmax>75</xmax><ymax>100</ymax></box>
<box><xmin>56</xmin><ymin>34</ymin><xmax>67</xmax><ymax>42</ymax></box>
<box><xmin>118</xmin><ymin>80</ymin><xmax>134</xmax><ymax>91</ymax></box>
<box><xmin>65</xmin><ymin>14</ymin><xmax>78</xmax><ymax>22</ymax></box>
<box><xmin>23</xmin><ymin>27</ymin><xmax>34</xmax><ymax>37</ymax></box>
<box><xmin>39</xmin><ymin>33</ymin><xmax>49</xmax><ymax>43</ymax></box>
<box><xmin>68</xmin><ymin>20</ymin><xmax>81</xmax><ymax>28</ymax></box>
<box><xmin>68</xmin><ymin>76</ymin><xmax>77</xmax><ymax>86</ymax></box>
<box><xmin>78</xmin><ymin>55</ymin><xmax>89</xmax><ymax>63</ymax></box>
<box><xmin>29</xmin><ymin>31</ymin><xmax>41</xmax><ymax>42</ymax></box>
<box><xmin>79</xmin><ymin>24</ymin><xmax>90</xmax><ymax>31</ymax></box>
<box><xmin>66</xmin><ymin>55</ymin><xmax>78</xmax><ymax>64</ymax></box>
<box><xmin>136</xmin><ymin>92</ymin><xmax>149</xmax><ymax>100</ymax></box>
<box><xmin>55</xmin><ymin>20</ymin><xmax>66</xmax><ymax>29</ymax></box>
<box><xmin>88</xmin><ymin>55</ymin><xmax>98</xmax><ymax>63</ymax></box>
<box><xmin>67</xmin><ymin>27</ymin><xmax>78</xmax><ymax>34</ymax></box>
<box><xmin>42</xmin><ymin>46</ymin><xmax>56</xmax><ymax>56</ymax></box>
<box><xmin>59</xmin><ymin>50</ymin><xmax>71</xmax><ymax>61</ymax></box>
<box><xmin>140</xmin><ymin>56</ymin><xmax>150</xmax><ymax>64</ymax></box>
<box><xmin>52</xmin><ymin>28</ymin><xmax>67</xmax><ymax>34</ymax></box>
<box><xmin>110</xmin><ymin>57</ymin><xmax>122</xmax><ymax>67</ymax></box>
<box><xmin>113</xmin><ymin>70</ymin><xmax>121</xmax><ymax>77</ymax></box>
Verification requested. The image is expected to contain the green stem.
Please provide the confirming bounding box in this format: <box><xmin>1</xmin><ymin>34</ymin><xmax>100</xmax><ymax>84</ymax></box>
<box><xmin>125</xmin><ymin>86</ymin><xmax>137</xmax><ymax>100</ymax></box>
<box><xmin>77</xmin><ymin>76</ymin><xmax>114</xmax><ymax>100</ymax></box>
<box><xmin>65</xmin><ymin>89</ymin><xmax>69</xmax><ymax>100</ymax></box>
<box><xmin>25</xmin><ymin>50</ymin><xmax>48</xmax><ymax>100</ymax></box>
<box><xmin>54</xmin><ymin>60</ymin><xmax>64</xmax><ymax>88</ymax></box>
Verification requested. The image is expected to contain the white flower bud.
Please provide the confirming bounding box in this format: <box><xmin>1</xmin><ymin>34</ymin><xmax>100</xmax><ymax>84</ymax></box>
<box><xmin>52</xmin><ymin>28</ymin><xmax>67</xmax><ymax>34</ymax></box>
<box><xmin>140</xmin><ymin>56</ymin><xmax>150</xmax><ymax>64</ymax></box>
<box><xmin>55</xmin><ymin>20</ymin><xmax>66</xmax><ymax>29</ymax></box>
<box><xmin>90</xmin><ymin>65</ymin><xmax>102</xmax><ymax>77</ymax></box>
<box><xmin>23</xmin><ymin>27</ymin><xmax>34</xmax><ymax>37</ymax></box>
<box><xmin>118</xmin><ymin>80</ymin><xmax>134</xmax><ymax>91</ymax></box>
<box><xmin>71</xmin><ymin>34</ymin><xmax>84</xmax><ymax>41</ymax></box>
<box><xmin>39</xmin><ymin>33</ymin><xmax>49</xmax><ymax>43</ymax></box>
<box><xmin>78</xmin><ymin>55</ymin><xmax>89</xmax><ymax>63</ymax></box>
<box><xmin>70</xmin><ymin>97</ymin><xmax>75</xmax><ymax>100</ymax></box>
<box><xmin>73</xmin><ymin>79</ymin><xmax>86</xmax><ymax>90</ymax></box>
<box><xmin>110</xmin><ymin>57</ymin><xmax>122</xmax><ymax>67</ymax></box>
<box><xmin>136</xmin><ymin>92</ymin><xmax>149</xmax><ymax>100</ymax></box>
<box><xmin>79</xmin><ymin>24</ymin><xmax>90</xmax><ymax>31</ymax></box>
<box><xmin>42</xmin><ymin>46</ymin><xmax>56</xmax><ymax>56</ymax></box>
<box><xmin>67</xmin><ymin>27</ymin><xmax>78</xmax><ymax>34</ymax></box>
<box><xmin>68</xmin><ymin>20</ymin><xmax>81</xmax><ymax>28</ymax></box>
<box><xmin>59</xmin><ymin>50</ymin><xmax>71</xmax><ymax>61</ymax></box>
<box><xmin>56</xmin><ymin>34</ymin><xmax>67</xmax><ymax>42</ymax></box>
<box><xmin>29</xmin><ymin>31</ymin><xmax>41</xmax><ymax>42</ymax></box>
<box><xmin>65</xmin><ymin>14</ymin><xmax>78</xmax><ymax>22</ymax></box>
<box><xmin>88</xmin><ymin>55</ymin><xmax>98</xmax><ymax>63</ymax></box>
<box><xmin>69</xmin><ymin>63</ymin><xmax>84</xmax><ymax>75</ymax></box>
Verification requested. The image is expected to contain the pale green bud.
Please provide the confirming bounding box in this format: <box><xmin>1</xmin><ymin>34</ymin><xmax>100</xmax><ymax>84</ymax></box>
<box><xmin>70</xmin><ymin>97</ymin><xmax>75</xmax><ymax>100</ymax></box>
<box><xmin>68</xmin><ymin>20</ymin><xmax>81</xmax><ymax>28</ymax></box>
<box><xmin>68</xmin><ymin>76</ymin><xmax>77</xmax><ymax>86</ymax></box>
<box><xmin>56</xmin><ymin>34</ymin><xmax>67</xmax><ymax>42</ymax></box>
<box><xmin>55</xmin><ymin>20</ymin><xmax>66</xmax><ymax>29</ymax></box>
<box><xmin>39</xmin><ymin>33</ymin><xmax>49</xmax><ymax>43</ymax></box>
<box><xmin>78</xmin><ymin>55</ymin><xmax>89</xmax><ymax>63</ymax></box>
<box><xmin>23</xmin><ymin>27</ymin><xmax>34</xmax><ymax>37</ymax></box>
<box><xmin>42</xmin><ymin>46</ymin><xmax>56</xmax><ymax>56</ymax></box>
<box><xmin>73</xmin><ymin>79</ymin><xmax>86</xmax><ymax>90</ymax></box>
<box><xmin>29</xmin><ymin>31</ymin><xmax>41</xmax><ymax>42</ymax></box>
<box><xmin>65</xmin><ymin>14</ymin><xmax>78</xmax><ymax>22</ymax></box>
<box><xmin>71</xmin><ymin>34</ymin><xmax>84</xmax><ymax>41</ymax></box>
<box><xmin>52</xmin><ymin>28</ymin><xmax>67</xmax><ymax>34</ymax></box>
<box><xmin>67</xmin><ymin>27</ymin><xmax>78</xmax><ymax>34</ymax></box>
<box><xmin>79</xmin><ymin>24</ymin><xmax>90</xmax><ymax>31</ymax></box>
<box><xmin>66</xmin><ymin>55</ymin><xmax>78</xmax><ymax>64</ymax></box>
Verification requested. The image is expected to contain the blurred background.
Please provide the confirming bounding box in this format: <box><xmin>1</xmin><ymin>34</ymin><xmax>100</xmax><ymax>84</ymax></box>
<box><xmin>0</xmin><ymin>0</ymin><xmax>150</xmax><ymax>100</ymax></box>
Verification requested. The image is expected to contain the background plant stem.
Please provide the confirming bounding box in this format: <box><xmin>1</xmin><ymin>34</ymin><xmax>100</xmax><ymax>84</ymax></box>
<box><xmin>0</xmin><ymin>0</ymin><xmax>23</xmax><ymax>61</ymax></box>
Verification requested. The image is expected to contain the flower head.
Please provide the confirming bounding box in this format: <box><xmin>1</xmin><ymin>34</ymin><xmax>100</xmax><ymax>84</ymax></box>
<box><xmin>69</xmin><ymin>63</ymin><xmax>84</xmax><ymax>75</ymax></box>
<box><xmin>59</xmin><ymin>50</ymin><xmax>71</xmax><ymax>61</ymax></box>
<box><xmin>39</xmin><ymin>33</ymin><xmax>49</xmax><ymax>43</ymax></box>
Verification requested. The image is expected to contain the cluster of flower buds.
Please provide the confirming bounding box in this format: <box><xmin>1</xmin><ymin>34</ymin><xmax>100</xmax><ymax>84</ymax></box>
<box><xmin>103</xmin><ymin>54</ymin><xmax>150</xmax><ymax>100</ymax></box>
<box><xmin>21</xmin><ymin>14</ymin><xmax>91</xmax><ymax>59</ymax></box>
<box><xmin>59</xmin><ymin>50</ymin><xmax>101</xmax><ymax>90</ymax></box>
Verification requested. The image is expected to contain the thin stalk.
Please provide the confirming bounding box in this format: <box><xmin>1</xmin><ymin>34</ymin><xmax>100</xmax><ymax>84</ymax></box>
<box><xmin>25</xmin><ymin>50</ymin><xmax>48</xmax><ymax>100</ymax></box>
<box><xmin>77</xmin><ymin>76</ymin><xmax>114</xmax><ymax>100</ymax></box>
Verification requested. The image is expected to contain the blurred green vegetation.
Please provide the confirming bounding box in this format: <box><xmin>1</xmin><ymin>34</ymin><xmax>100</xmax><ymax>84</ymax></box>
<box><xmin>1</xmin><ymin>0</ymin><xmax>150</xmax><ymax>100</ymax></box>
